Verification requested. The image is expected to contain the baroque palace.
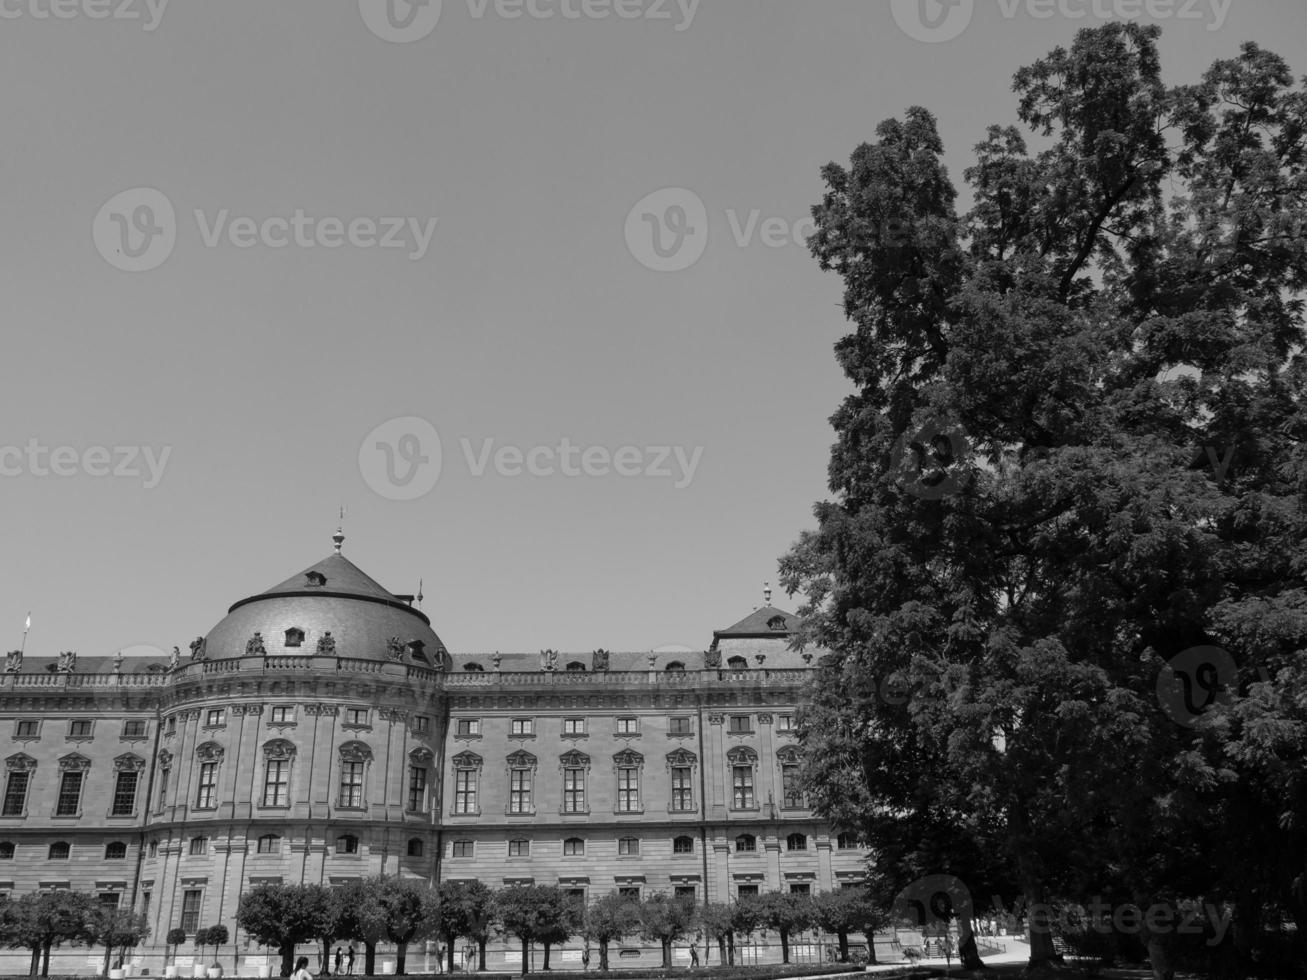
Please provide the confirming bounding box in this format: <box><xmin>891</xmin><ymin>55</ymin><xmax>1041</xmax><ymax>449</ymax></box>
<box><xmin>0</xmin><ymin>533</ymin><xmax>867</xmax><ymax>973</ymax></box>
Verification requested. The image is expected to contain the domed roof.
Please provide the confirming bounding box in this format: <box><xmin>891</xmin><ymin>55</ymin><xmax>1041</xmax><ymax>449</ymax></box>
<box><xmin>202</xmin><ymin>551</ymin><xmax>448</xmax><ymax>665</ymax></box>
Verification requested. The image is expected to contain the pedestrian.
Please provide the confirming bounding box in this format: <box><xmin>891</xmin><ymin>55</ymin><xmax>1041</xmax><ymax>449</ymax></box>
<box><xmin>581</xmin><ymin>945</ymin><xmax>590</xmax><ymax>972</ymax></box>
<box><xmin>346</xmin><ymin>946</ymin><xmax>355</xmax><ymax>976</ymax></box>
<box><xmin>334</xmin><ymin>948</ymin><xmax>343</xmax><ymax>975</ymax></box>
<box><xmin>291</xmin><ymin>957</ymin><xmax>314</xmax><ymax>980</ymax></box>
<box><xmin>689</xmin><ymin>944</ymin><xmax>699</xmax><ymax>969</ymax></box>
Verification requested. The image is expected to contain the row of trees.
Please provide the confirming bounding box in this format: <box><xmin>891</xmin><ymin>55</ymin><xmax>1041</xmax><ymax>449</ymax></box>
<box><xmin>0</xmin><ymin>891</ymin><xmax>150</xmax><ymax>977</ymax></box>
<box><xmin>235</xmin><ymin>877</ymin><xmax>885</xmax><ymax>977</ymax></box>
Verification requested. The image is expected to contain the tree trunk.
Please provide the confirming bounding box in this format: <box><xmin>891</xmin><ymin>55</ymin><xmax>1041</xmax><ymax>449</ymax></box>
<box><xmin>446</xmin><ymin>939</ymin><xmax>456</xmax><ymax>973</ymax></box>
<box><xmin>835</xmin><ymin>929</ymin><xmax>848</xmax><ymax>962</ymax></box>
<box><xmin>520</xmin><ymin>938</ymin><xmax>529</xmax><ymax>977</ymax></box>
<box><xmin>103</xmin><ymin>943</ymin><xmax>114</xmax><ymax>977</ymax></box>
<box><xmin>279</xmin><ymin>943</ymin><xmax>294</xmax><ymax>977</ymax></box>
<box><xmin>395</xmin><ymin>943</ymin><xmax>408</xmax><ymax>976</ymax></box>
<box><xmin>956</xmin><ymin>914</ymin><xmax>983</xmax><ymax>970</ymax></box>
<box><xmin>661</xmin><ymin>938</ymin><xmax>671</xmax><ymax>968</ymax></box>
<box><xmin>542</xmin><ymin>942</ymin><xmax>551</xmax><ymax>971</ymax></box>
<box><xmin>780</xmin><ymin>928</ymin><xmax>790</xmax><ymax>964</ymax></box>
<box><xmin>1019</xmin><ymin>871</ymin><xmax>1058</xmax><ymax>969</ymax></box>
<box><xmin>599</xmin><ymin>940</ymin><xmax>609</xmax><ymax>973</ymax></box>
<box><xmin>364</xmin><ymin>942</ymin><xmax>377</xmax><ymax>977</ymax></box>
<box><xmin>715</xmin><ymin>936</ymin><xmax>726</xmax><ymax>966</ymax></box>
<box><xmin>28</xmin><ymin>945</ymin><xmax>39</xmax><ymax>976</ymax></box>
<box><xmin>726</xmin><ymin>931</ymin><xmax>735</xmax><ymax>966</ymax></box>
<box><xmin>41</xmin><ymin>941</ymin><xmax>53</xmax><ymax>977</ymax></box>
<box><xmin>478</xmin><ymin>938</ymin><xmax>487</xmax><ymax>972</ymax></box>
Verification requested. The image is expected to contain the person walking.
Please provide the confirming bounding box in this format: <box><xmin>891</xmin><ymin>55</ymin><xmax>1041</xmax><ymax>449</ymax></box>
<box><xmin>581</xmin><ymin>945</ymin><xmax>590</xmax><ymax>973</ymax></box>
<box><xmin>689</xmin><ymin>943</ymin><xmax>700</xmax><ymax>969</ymax></box>
<box><xmin>345</xmin><ymin>946</ymin><xmax>355</xmax><ymax>976</ymax></box>
<box><xmin>334</xmin><ymin>948</ymin><xmax>343</xmax><ymax>975</ymax></box>
<box><xmin>291</xmin><ymin>957</ymin><xmax>314</xmax><ymax>980</ymax></box>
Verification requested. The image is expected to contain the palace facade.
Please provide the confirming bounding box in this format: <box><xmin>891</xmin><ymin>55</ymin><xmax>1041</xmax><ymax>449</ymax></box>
<box><xmin>0</xmin><ymin>535</ymin><xmax>867</xmax><ymax>974</ymax></box>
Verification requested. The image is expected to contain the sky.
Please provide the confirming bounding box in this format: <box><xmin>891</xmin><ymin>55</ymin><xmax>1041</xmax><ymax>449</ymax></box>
<box><xmin>1</xmin><ymin>0</ymin><xmax>1304</xmax><ymax>659</ymax></box>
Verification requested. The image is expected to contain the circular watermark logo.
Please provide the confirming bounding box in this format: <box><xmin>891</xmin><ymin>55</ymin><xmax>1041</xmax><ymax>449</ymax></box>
<box><xmin>889</xmin><ymin>417</ymin><xmax>969</xmax><ymax>499</ymax></box>
<box><xmin>359</xmin><ymin>0</ymin><xmax>442</xmax><ymax>42</ymax></box>
<box><xmin>624</xmin><ymin>187</ymin><xmax>709</xmax><ymax>272</ymax></box>
<box><xmin>890</xmin><ymin>0</ymin><xmax>973</xmax><ymax>43</ymax></box>
<box><xmin>359</xmin><ymin>416</ymin><xmax>442</xmax><ymax>500</ymax></box>
<box><xmin>1157</xmin><ymin>644</ymin><xmax>1237</xmax><ymax>727</ymax></box>
<box><xmin>93</xmin><ymin>187</ymin><xmax>176</xmax><ymax>272</ymax></box>
<box><xmin>892</xmin><ymin>874</ymin><xmax>974</xmax><ymax>931</ymax></box>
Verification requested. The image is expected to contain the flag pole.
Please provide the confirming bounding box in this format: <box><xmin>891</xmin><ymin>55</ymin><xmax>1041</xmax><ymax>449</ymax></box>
<box><xmin>19</xmin><ymin>612</ymin><xmax>30</xmax><ymax>655</ymax></box>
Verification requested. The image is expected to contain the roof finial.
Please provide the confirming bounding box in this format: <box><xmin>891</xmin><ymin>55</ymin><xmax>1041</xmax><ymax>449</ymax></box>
<box><xmin>763</xmin><ymin>581</ymin><xmax>772</xmax><ymax>605</ymax></box>
<box><xmin>417</xmin><ymin>578</ymin><xmax>424</xmax><ymax>607</ymax></box>
<box><xmin>333</xmin><ymin>506</ymin><xmax>346</xmax><ymax>554</ymax></box>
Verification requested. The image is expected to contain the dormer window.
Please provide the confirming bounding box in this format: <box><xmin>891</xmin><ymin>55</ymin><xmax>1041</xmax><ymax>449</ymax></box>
<box><xmin>463</xmin><ymin>663</ymin><xmax>484</xmax><ymax>672</ymax></box>
<box><xmin>565</xmin><ymin>661</ymin><xmax>587</xmax><ymax>672</ymax></box>
<box><xmin>727</xmin><ymin>656</ymin><xmax>748</xmax><ymax>670</ymax></box>
<box><xmin>665</xmin><ymin>661</ymin><xmax>686</xmax><ymax>673</ymax></box>
<box><xmin>767</xmin><ymin>616</ymin><xmax>787</xmax><ymax>631</ymax></box>
<box><xmin>284</xmin><ymin>628</ymin><xmax>305</xmax><ymax>648</ymax></box>
<box><xmin>305</xmin><ymin>571</ymin><xmax>327</xmax><ymax>587</ymax></box>
<box><xmin>407</xmin><ymin>640</ymin><xmax>427</xmax><ymax>664</ymax></box>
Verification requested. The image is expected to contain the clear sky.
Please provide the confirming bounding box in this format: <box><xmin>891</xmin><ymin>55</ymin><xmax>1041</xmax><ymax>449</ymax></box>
<box><xmin>1</xmin><ymin>0</ymin><xmax>1303</xmax><ymax>659</ymax></box>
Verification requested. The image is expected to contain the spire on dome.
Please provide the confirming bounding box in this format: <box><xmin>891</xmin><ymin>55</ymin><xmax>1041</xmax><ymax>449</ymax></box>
<box><xmin>763</xmin><ymin>581</ymin><xmax>772</xmax><ymax>605</ymax></box>
<box><xmin>333</xmin><ymin>507</ymin><xmax>346</xmax><ymax>554</ymax></box>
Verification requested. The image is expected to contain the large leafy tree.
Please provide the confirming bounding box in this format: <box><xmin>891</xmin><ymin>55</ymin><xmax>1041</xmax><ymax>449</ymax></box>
<box><xmin>582</xmin><ymin>892</ymin><xmax>637</xmax><ymax>972</ymax></box>
<box><xmin>496</xmin><ymin>884</ymin><xmax>576</xmax><ymax>976</ymax></box>
<box><xmin>635</xmin><ymin>892</ymin><xmax>696</xmax><ymax>968</ymax></box>
<box><xmin>237</xmin><ymin>884</ymin><xmax>326</xmax><ymax>977</ymax></box>
<box><xmin>431</xmin><ymin>879</ymin><xmax>495</xmax><ymax>973</ymax></box>
<box><xmin>784</xmin><ymin>23</ymin><xmax>1307</xmax><ymax>980</ymax></box>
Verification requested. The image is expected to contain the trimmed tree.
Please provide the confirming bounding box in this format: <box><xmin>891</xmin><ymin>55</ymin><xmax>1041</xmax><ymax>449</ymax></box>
<box><xmin>814</xmin><ymin>888</ymin><xmax>879</xmax><ymax>963</ymax></box>
<box><xmin>166</xmin><ymin>928</ymin><xmax>188</xmax><ymax>969</ymax></box>
<box><xmin>236</xmin><ymin>884</ymin><xmax>324</xmax><ymax>977</ymax></box>
<box><xmin>431</xmin><ymin>880</ymin><xmax>495</xmax><ymax>973</ymax></box>
<box><xmin>88</xmin><ymin>906</ymin><xmax>150</xmax><ymax>977</ymax></box>
<box><xmin>205</xmin><ymin>924</ymin><xmax>229</xmax><ymax>969</ymax></box>
<box><xmin>582</xmin><ymin>893</ymin><xmax>638</xmax><ymax>972</ymax></box>
<box><xmin>756</xmin><ymin>892</ymin><xmax>814</xmax><ymax>965</ymax></box>
<box><xmin>695</xmin><ymin>903</ymin><xmax>735</xmax><ymax>967</ymax></box>
<box><xmin>497</xmin><ymin>884</ymin><xmax>575</xmax><ymax>977</ymax></box>
<box><xmin>377</xmin><ymin>879</ymin><xmax>433</xmax><ymax>976</ymax></box>
<box><xmin>636</xmin><ymin>892</ymin><xmax>696</xmax><ymax>969</ymax></box>
<box><xmin>0</xmin><ymin>890</ymin><xmax>99</xmax><ymax>977</ymax></box>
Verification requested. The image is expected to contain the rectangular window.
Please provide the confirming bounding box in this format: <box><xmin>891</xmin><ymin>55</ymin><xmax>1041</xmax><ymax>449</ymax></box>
<box><xmin>669</xmin><ymin>716</ymin><xmax>692</xmax><ymax>735</ymax></box>
<box><xmin>339</xmin><ymin>761</ymin><xmax>364</xmax><ymax>807</ymax></box>
<box><xmin>189</xmin><ymin>836</ymin><xmax>208</xmax><ymax>855</ymax></box>
<box><xmin>670</xmin><ymin>766</ymin><xmax>694</xmax><ymax>811</ymax></box>
<box><xmin>407</xmin><ymin>766</ymin><xmax>427</xmax><ymax>811</ymax></box>
<box><xmin>508</xmin><ymin>839</ymin><xmax>529</xmax><ymax>857</ymax></box>
<box><xmin>777</xmin><ymin>714</ymin><xmax>795</xmax><ymax>732</ymax></box>
<box><xmin>180</xmin><ymin>889</ymin><xmax>201</xmax><ymax>933</ymax></box>
<box><xmin>2</xmin><ymin>772</ymin><xmax>30</xmax><ymax>816</ymax></box>
<box><xmin>454</xmin><ymin>769</ymin><xmax>477</xmax><ymax>814</ymax></box>
<box><xmin>674</xmin><ymin>885</ymin><xmax>696</xmax><ymax>901</ymax></box>
<box><xmin>166</xmin><ymin>716</ymin><xmax>177</xmax><ymax>735</ymax></box>
<box><xmin>737</xmin><ymin>885</ymin><xmax>759</xmax><ymax>898</ymax></box>
<box><xmin>563</xmin><ymin>767</ymin><xmax>586</xmax><ymax>813</ymax></box>
<box><xmin>263</xmin><ymin>760</ymin><xmax>289</xmax><ymax>807</ymax></box>
<box><xmin>270</xmin><ymin>706</ymin><xmax>293</xmax><ymax>724</ymax></box>
<box><xmin>122</xmin><ymin>720</ymin><xmax>147</xmax><ymax>738</ymax></box>
<box><xmin>55</xmin><ymin>771</ymin><xmax>84</xmax><ymax>815</ymax></box>
<box><xmin>99</xmin><ymin>892</ymin><xmax>121</xmax><ymax>908</ymax></box>
<box><xmin>616</xmin><ymin>717</ymin><xmax>638</xmax><ymax>735</ymax></box>
<box><xmin>451</xmin><ymin>840</ymin><xmax>473</xmax><ymax>858</ymax></box>
<box><xmin>141</xmin><ymin>892</ymin><xmax>151</xmax><ymax>918</ymax></box>
<box><xmin>618</xmin><ymin>837</ymin><xmax>639</xmax><ymax>856</ymax></box>
<box><xmin>111</xmin><ymin>771</ymin><xmax>139</xmax><ymax>816</ymax></box>
<box><xmin>412</xmin><ymin>715</ymin><xmax>430</xmax><ymax>734</ymax></box>
<box><xmin>15</xmin><ymin>720</ymin><xmax>38</xmax><ymax>738</ymax></box>
<box><xmin>563</xmin><ymin>839</ymin><xmax>584</xmax><ymax>856</ymax></box>
<box><xmin>732</xmin><ymin>765</ymin><xmax>754</xmax><ymax>809</ymax></box>
<box><xmin>510</xmin><ymin>718</ymin><xmax>533</xmax><ymax>736</ymax></box>
<box><xmin>617</xmin><ymin>767</ymin><xmax>640</xmax><ymax>812</ymax></box>
<box><xmin>345</xmin><ymin>708</ymin><xmax>368</xmax><ymax>726</ymax></box>
<box><xmin>782</xmin><ymin>765</ymin><xmax>804</xmax><ymax>808</ymax></box>
<box><xmin>205</xmin><ymin>709</ymin><xmax>225</xmax><ymax>727</ymax></box>
<box><xmin>728</xmin><ymin>715</ymin><xmax>751</xmax><ymax>734</ymax></box>
<box><xmin>69</xmin><ymin>719</ymin><xmax>93</xmax><ymax>737</ymax></box>
<box><xmin>195</xmin><ymin>762</ymin><xmax>217</xmax><ymax>809</ymax></box>
<box><xmin>562</xmin><ymin>717</ymin><xmax>585</xmax><ymax>736</ymax></box>
<box><xmin>257</xmin><ymin>835</ymin><xmax>279</xmax><ymax>854</ymax></box>
<box><xmin>509</xmin><ymin>768</ymin><xmax>532</xmax><ymax>813</ymax></box>
<box><xmin>790</xmin><ymin>883</ymin><xmax>811</xmax><ymax>895</ymax></box>
<box><xmin>455</xmin><ymin>718</ymin><xmax>480</xmax><ymax>737</ymax></box>
<box><xmin>617</xmin><ymin>886</ymin><xmax>640</xmax><ymax>900</ymax></box>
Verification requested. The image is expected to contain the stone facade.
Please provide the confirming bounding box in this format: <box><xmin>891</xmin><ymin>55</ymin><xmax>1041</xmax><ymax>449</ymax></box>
<box><xmin>0</xmin><ymin>549</ymin><xmax>868</xmax><ymax>974</ymax></box>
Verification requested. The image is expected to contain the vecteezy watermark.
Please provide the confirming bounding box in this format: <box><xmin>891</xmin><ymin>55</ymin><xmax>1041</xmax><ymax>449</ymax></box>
<box><xmin>890</xmin><ymin>418</ymin><xmax>969</xmax><ymax>500</ymax></box>
<box><xmin>890</xmin><ymin>0</ymin><xmax>1231</xmax><ymax>43</ymax></box>
<box><xmin>1156</xmin><ymin>644</ymin><xmax>1237</xmax><ymax>727</ymax></box>
<box><xmin>93</xmin><ymin>187</ymin><xmax>439</xmax><ymax>272</ymax></box>
<box><xmin>358</xmin><ymin>415</ymin><xmax>703</xmax><ymax>499</ymax></box>
<box><xmin>359</xmin><ymin>0</ymin><xmax>697</xmax><ymax>43</ymax></box>
<box><xmin>0</xmin><ymin>440</ymin><xmax>171</xmax><ymax>489</ymax></box>
<box><xmin>0</xmin><ymin>0</ymin><xmax>168</xmax><ymax>31</ymax></box>
<box><xmin>990</xmin><ymin>895</ymin><xmax>1232</xmax><ymax>946</ymax></box>
<box><xmin>893</xmin><ymin>875</ymin><xmax>975</xmax><ymax>932</ymax></box>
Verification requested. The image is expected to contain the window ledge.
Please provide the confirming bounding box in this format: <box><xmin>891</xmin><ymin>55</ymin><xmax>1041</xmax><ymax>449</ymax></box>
<box><xmin>454</xmin><ymin>733</ymin><xmax>482</xmax><ymax>741</ymax></box>
<box><xmin>613</xmin><ymin>808</ymin><xmax>645</xmax><ymax>816</ymax></box>
<box><xmin>51</xmin><ymin>811</ymin><xmax>83</xmax><ymax>820</ymax></box>
<box><xmin>508</xmin><ymin>733</ymin><xmax>537</xmax><ymax>740</ymax></box>
<box><xmin>505</xmin><ymin>808</ymin><xmax>538</xmax><ymax>818</ymax></box>
<box><xmin>106</xmin><ymin>810</ymin><xmax>139</xmax><ymax>819</ymax></box>
<box><xmin>65</xmin><ymin>735</ymin><xmax>95</xmax><ymax>742</ymax></box>
<box><xmin>448</xmin><ymin>809</ymin><xmax>482</xmax><ymax>818</ymax></box>
<box><xmin>559</xmin><ymin>732</ymin><xmax>588</xmax><ymax>740</ymax></box>
<box><xmin>256</xmin><ymin>804</ymin><xmax>291</xmax><ymax>812</ymax></box>
<box><xmin>559</xmin><ymin>809</ymin><xmax>591</xmax><ymax>817</ymax></box>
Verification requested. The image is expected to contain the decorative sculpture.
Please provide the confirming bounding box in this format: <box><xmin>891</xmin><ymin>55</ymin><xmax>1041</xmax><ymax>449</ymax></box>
<box><xmin>540</xmin><ymin>649</ymin><xmax>558</xmax><ymax>671</ymax></box>
<box><xmin>189</xmin><ymin>636</ymin><xmax>207</xmax><ymax>660</ymax></box>
<box><xmin>246</xmin><ymin>632</ymin><xmax>267</xmax><ymax>656</ymax></box>
<box><xmin>316</xmin><ymin>632</ymin><xmax>336</xmax><ymax>655</ymax></box>
<box><xmin>112</xmin><ymin>651</ymin><xmax>124</xmax><ymax>673</ymax></box>
<box><xmin>55</xmin><ymin>650</ymin><xmax>77</xmax><ymax>673</ymax></box>
<box><xmin>592</xmin><ymin>649</ymin><xmax>610</xmax><ymax>671</ymax></box>
<box><xmin>704</xmin><ymin>649</ymin><xmax>721</xmax><ymax>668</ymax></box>
<box><xmin>169</xmin><ymin>646</ymin><xmax>181</xmax><ymax>670</ymax></box>
<box><xmin>4</xmin><ymin>650</ymin><xmax>21</xmax><ymax>673</ymax></box>
<box><xmin>386</xmin><ymin>636</ymin><xmax>405</xmax><ymax>661</ymax></box>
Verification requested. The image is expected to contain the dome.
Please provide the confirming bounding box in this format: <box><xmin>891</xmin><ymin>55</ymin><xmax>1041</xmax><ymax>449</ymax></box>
<box><xmin>201</xmin><ymin>552</ymin><xmax>448</xmax><ymax>665</ymax></box>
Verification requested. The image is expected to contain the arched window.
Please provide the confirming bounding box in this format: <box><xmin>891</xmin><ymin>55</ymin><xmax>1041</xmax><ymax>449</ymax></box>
<box><xmin>256</xmin><ymin>834</ymin><xmax>280</xmax><ymax>854</ymax></box>
<box><xmin>463</xmin><ymin>662</ymin><xmax>484</xmax><ymax>672</ymax></box>
<box><xmin>0</xmin><ymin>842</ymin><xmax>14</xmax><ymax>859</ymax></box>
<box><xmin>407</xmin><ymin>838</ymin><xmax>424</xmax><ymax>857</ymax></box>
<box><xmin>284</xmin><ymin>627</ymin><xmax>305</xmax><ymax>648</ymax></box>
<box><xmin>563</xmin><ymin>837</ymin><xmax>585</xmax><ymax>856</ymax></box>
<box><xmin>672</xmin><ymin>835</ymin><xmax>694</xmax><ymax>854</ymax></box>
<box><xmin>49</xmin><ymin>841</ymin><xmax>70</xmax><ymax>860</ymax></box>
<box><xmin>734</xmin><ymin>834</ymin><xmax>756</xmax><ymax>853</ymax></box>
<box><xmin>336</xmin><ymin>834</ymin><xmax>359</xmax><ymax>855</ymax></box>
<box><xmin>727</xmin><ymin>656</ymin><xmax>748</xmax><ymax>670</ymax></box>
<box><xmin>786</xmin><ymin>833</ymin><xmax>807</xmax><ymax>852</ymax></box>
<box><xmin>664</xmin><ymin>661</ymin><xmax>686</xmax><ymax>673</ymax></box>
<box><xmin>565</xmin><ymin>661</ymin><xmax>587</xmax><ymax>672</ymax></box>
<box><xmin>105</xmin><ymin>841</ymin><xmax>128</xmax><ymax>860</ymax></box>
